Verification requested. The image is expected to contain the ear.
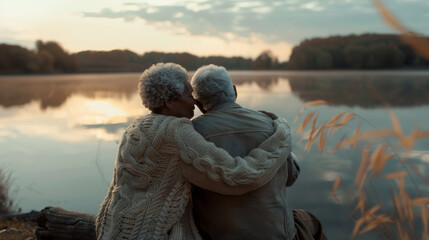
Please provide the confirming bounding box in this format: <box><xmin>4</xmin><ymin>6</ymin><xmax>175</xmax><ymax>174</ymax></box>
<box><xmin>233</xmin><ymin>85</ymin><xmax>238</xmax><ymax>99</ymax></box>
<box><xmin>164</xmin><ymin>99</ymin><xmax>174</xmax><ymax>110</ymax></box>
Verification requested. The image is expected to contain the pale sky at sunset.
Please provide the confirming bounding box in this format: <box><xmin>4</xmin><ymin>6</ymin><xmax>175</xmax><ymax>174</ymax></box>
<box><xmin>1</xmin><ymin>0</ymin><xmax>429</xmax><ymax>61</ymax></box>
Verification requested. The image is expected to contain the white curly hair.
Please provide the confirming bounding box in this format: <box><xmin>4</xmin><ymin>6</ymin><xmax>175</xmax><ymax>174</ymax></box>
<box><xmin>191</xmin><ymin>64</ymin><xmax>235</xmax><ymax>111</ymax></box>
<box><xmin>138</xmin><ymin>62</ymin><xmax>188</xmax><ymax>111</ymax></box>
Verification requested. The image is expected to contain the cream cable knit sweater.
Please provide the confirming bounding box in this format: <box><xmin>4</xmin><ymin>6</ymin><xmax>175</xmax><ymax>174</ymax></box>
<box><xmin>96</xmin><ymin>113</ymin><xmax>292</xmax><ymax>240</ymax></box>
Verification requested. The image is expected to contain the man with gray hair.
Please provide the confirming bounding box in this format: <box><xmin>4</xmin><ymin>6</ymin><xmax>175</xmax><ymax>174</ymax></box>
<box><xmin>191</xmin><ymin>64</ymin><xmax>327</xmax><ymax>240</ymax></box>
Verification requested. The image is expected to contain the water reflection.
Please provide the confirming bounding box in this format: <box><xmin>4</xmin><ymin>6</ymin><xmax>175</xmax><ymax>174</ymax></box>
<box><xmin>0</xmin><ymin>96</ymin><xmax>144</xmax><ymax>142</ymax></box>
<box><xmin>287</xmin><ymin>72</ymin><xmax>429</xmax><ymax>108</ymax></box>
<box><xmin>231</xmin><ymin>71</ymin><xmax>429</xmax><ymax>108</ymax></box>
<box><xmin>2</xmin><ymin>71</ymin><xmax>429</xmax><ymax>110</ymax></box>
<box><xmin>0</xmin><ymin>73</ymin><xmax>138</xmax><ymax>110</ymax></box>
<box><xmin>78</xmin><ymin>121</ymin><xmax>132</xmax><ymax>134</ymax></box>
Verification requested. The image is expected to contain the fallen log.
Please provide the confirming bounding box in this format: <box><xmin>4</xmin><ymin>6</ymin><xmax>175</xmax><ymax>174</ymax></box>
<box><xmin>36</xmin><ymin>206</ymin><xmax>96</xmax><ymax>240</ymax></box>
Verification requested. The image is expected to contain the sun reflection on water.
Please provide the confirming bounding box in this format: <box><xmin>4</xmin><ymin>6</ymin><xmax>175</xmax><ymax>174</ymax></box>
<box><xmin>0</xmin><ymin>93</ymin><xmax>146</xmax><ymax>142</ymax></box>
<box><xmin>80</xmin><ymin>100</ymin><xmax>128</xmax><ymax>124</ymax></box>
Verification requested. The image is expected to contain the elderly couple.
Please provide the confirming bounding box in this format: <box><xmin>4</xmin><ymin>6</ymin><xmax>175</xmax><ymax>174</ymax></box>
<box><xmin>96</xmin><ymin>63</ymin><xmax>327</xmax><ymax>240</ymax></box>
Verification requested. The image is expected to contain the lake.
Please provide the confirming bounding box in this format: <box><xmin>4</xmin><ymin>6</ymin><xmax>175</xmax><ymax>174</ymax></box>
<box><xmin>0</xmin><ymin>71</ymin><xmax>428</xmax><ymax>239</ymax></box>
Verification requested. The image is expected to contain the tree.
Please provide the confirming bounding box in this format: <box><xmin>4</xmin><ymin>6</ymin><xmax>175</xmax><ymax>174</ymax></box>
<box><xmin>36</xmin><ymin>40</ymin><xmax>80</xmax><ymax>72</ymax></box>
<box><xmin>366</xmin><ymin>42</ymin><xmax>404</xmax><ymax>69</ymax></box>
<box><xmin>287</xmin><ymin>34</ymin><xmax>422</xmax><ymax>70</ymax></box>
<box><xmin>0</xmin><ymin>44</ymin><xmax>39</xmax><ymax>74</ymax></box>
<box><xmin>252</xmin><ymin>50</ymin><xmax>278</xmax><ymax>70</ymax></box>
<box><xmin>344</xmin><ymin>44</ymin><xmax>369</xmax><ymax>69</ymax></box>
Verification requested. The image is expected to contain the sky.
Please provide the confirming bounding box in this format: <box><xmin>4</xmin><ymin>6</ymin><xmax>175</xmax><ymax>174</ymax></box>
<box><xmin>1</xmin><ymin>0</ymin><xmax>429</xmax><ymax>61</ymax></box>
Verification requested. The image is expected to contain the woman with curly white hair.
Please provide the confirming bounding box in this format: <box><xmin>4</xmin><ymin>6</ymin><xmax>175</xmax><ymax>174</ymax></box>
<box><xmin>95</xmin><ymin>62</ymin><xmax>292</xmax><ymax>240</ymax></box>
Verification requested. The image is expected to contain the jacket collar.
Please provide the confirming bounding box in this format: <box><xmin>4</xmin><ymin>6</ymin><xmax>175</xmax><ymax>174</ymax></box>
<box><xmin>209</xmin><ymin>102</ymin><xmax>241</xmax><ymax>112</ymax></box>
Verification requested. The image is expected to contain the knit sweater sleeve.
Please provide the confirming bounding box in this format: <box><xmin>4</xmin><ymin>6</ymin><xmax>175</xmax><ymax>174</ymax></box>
<box><xmin>176</xmin><ymin>118</ymin><xmax>291</xmax><ymax>195</ymax></box>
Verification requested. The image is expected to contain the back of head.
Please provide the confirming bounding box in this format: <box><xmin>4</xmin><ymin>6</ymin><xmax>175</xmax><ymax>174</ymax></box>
<box><xmin>138</xmin><ymin>62</ymin><xmax>188</xmax><ymax>112</ymax></box>
<box><xmin>191</xmin><ymin>64</ymin><xmax>235</xmax><ymax>112</ymax></box>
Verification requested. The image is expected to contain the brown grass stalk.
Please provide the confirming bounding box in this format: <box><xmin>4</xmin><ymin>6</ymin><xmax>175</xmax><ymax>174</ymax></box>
<box><xmin>373</xmin><ymin>0</ymin><xmax>429</xmax><ymax>60</ymax></box>
<box><xmin>295</xmin><ymin>101</ymin><xmax>428</xmax><ymax>239</ymax></box>
<box><xmin>293</xmin><ymin>3</ymin><xmax>429</xmax><ymax>234</ymax></box>
<box><xmin>293</xmin><ymin>100</ymin><xmax>327</xmax><ymax>124</ymax></box>
<box><xmin>331</xmin><ymin>176</ymin><xmax>342</xmax><ymax>198</ymax></box>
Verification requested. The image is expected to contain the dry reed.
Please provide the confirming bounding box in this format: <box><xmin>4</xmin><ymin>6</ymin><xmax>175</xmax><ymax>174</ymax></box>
<box><xmin>295</xmin><ymin>99</ymin><xmax>429</xmax><ymax>239</ymax></box>
<box><xmin>0</xmin><ymin>169</ymin><xmax>13</xmax><ymax>214</ymax></box>
<box><xmin>293</xmin><ymin>2</ymin><xmax>429</xmax><ymax>239</ymax></box>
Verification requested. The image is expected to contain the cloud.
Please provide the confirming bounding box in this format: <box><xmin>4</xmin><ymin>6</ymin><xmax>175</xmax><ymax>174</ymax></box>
<box><xmin>82</xmin><ymin>0</ymin><xmax>429</xmax><ymax>44</ymax></box>
<box><xmin>300</xmin><ymin>2</ymin><xmax>325</xmax><ymax>11</ymax></box>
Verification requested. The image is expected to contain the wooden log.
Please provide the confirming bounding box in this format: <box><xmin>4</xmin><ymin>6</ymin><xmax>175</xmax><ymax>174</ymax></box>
<box><xmin>36</xmin><ymin>206</ymin><xmax>96</xmax><ymax>240</ymax></box>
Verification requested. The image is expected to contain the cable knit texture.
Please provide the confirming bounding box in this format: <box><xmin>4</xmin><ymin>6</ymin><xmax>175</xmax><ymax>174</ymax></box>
<box><xmin>96</xmin><ymin>113</ymin><xmax>291</xmax><ymax>240</ymax></box>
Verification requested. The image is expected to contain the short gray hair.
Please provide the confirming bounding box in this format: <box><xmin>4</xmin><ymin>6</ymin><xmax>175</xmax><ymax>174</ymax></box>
<box><xmin>138</xmin><ymin>62</ymin><xmax>188</xmax><ymax>111</ymax></box>
<box><xmin>191</xmin><ymin>64</ymin><xmax>235</xmax><ymax>111</ymax></box>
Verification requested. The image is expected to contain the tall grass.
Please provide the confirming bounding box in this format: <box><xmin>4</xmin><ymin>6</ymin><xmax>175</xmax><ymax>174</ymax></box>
<box><xmin>294</xmin><ymin>100</ymin><xmax>429</xmax><ymax>239</ymax></box>
<box><xmin>372</xmin><ymin>0</ymin><xmax>429</xmax><ymax>61</ymax></box>
<box><xmin>293</xmin><ymin>2</ymin><xmax>429</xmax><ymax>239</ymax></box>
<box><xmin>0</xmin><ymin>169</ymin><xmax>13</xmax><ymax>214</ymax></box>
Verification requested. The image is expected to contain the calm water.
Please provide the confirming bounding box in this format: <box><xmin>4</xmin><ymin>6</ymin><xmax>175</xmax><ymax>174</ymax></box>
<box><xmin>1</xmin><ymin>71</ymin><xmax>428</xmax><ymax>239</ymax></box>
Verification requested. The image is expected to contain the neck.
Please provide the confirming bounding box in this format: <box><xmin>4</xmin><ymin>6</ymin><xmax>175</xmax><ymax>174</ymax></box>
<box><xmin>207</xmin><ymin>101</ymin><xmax>237</xmax><ymax>112</ymax></box>
<box><xmin>154</xmin><ymin>108</ymin><xmax>169</xmax><ymax>116</ymax></box>
<box><xmin>152</xmin><ymin>108</ymin><xmax>163</xmax><ymax>115</ymax></box>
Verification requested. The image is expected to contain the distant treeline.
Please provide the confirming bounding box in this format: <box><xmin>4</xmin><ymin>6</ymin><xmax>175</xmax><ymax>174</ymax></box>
<box><xmin>0</xmin><ymin>41</ymin><xmax>281</xmax><ymax>74</ymax></box>
<box><xmin>76</xmin><ymin>50</ymin><xmax>283</xmax><ymax>72</ymax></box>
<box><xmin>1</xmin><ymin>34</ymin><xmax>429</xmax><ymax>74</ymax></box>
<box><xmin>0</xmin><ymin>41</ymin><xmax>79</xmax><ymax>74</ymax></box>
<box><xmin>288</xmin><ymin>34</ymin><xmax>429</xmax><ymax>70</ymax></box>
